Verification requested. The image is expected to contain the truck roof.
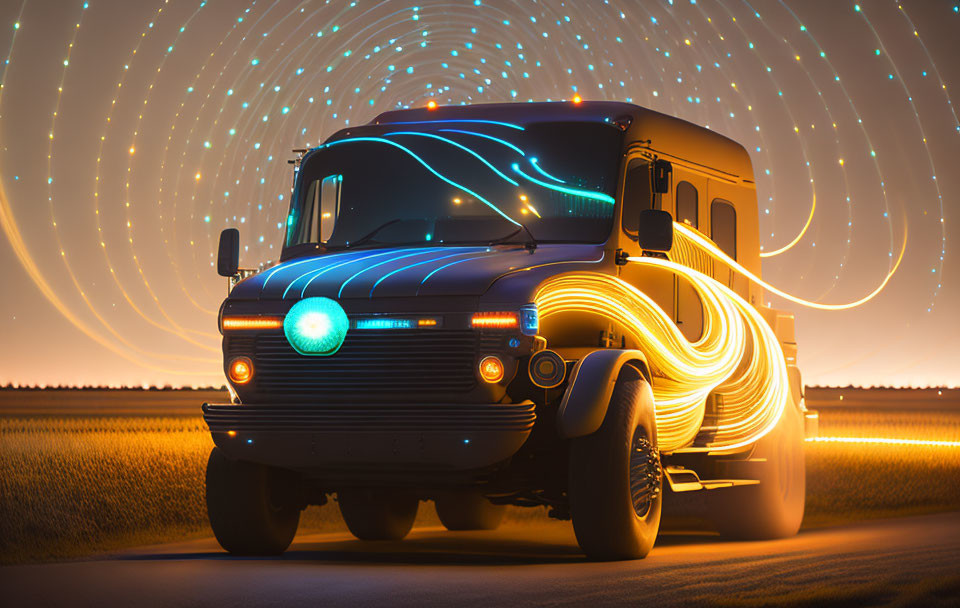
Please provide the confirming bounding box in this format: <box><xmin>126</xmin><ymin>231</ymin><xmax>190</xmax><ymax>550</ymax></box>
<box><xmin>368</xmin><ymin>101</ymin><xmax>755</xmax><ymax>181</ymax></box>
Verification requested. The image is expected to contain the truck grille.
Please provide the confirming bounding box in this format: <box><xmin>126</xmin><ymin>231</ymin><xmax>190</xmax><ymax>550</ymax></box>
<box><xmin>228</xmin><ymin>330</ymin><xmax>480</xmax><ymax>399</ymax></box>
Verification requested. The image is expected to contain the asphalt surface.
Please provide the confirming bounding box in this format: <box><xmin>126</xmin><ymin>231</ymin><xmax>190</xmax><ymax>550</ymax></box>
<box><xmin>3</xmin><ymin>512</ymin><xmax>959</xmax><ymax>607</ymax></box>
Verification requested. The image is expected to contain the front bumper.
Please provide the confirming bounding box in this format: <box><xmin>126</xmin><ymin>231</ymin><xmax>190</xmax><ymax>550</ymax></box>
<box><xmin>202</xmin><ymin>401</ymin><xmax>536</xmax><ymax>473</ymax></box>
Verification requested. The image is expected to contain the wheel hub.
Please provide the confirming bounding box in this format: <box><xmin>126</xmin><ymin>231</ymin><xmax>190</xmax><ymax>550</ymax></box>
<box><xmin>630</xmin><ymin>428</ymin><xmax>662</xmax><ymax>517</ymax></box>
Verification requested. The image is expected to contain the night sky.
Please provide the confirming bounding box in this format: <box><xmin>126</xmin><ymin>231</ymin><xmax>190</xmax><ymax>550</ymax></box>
<box><xmin>0</xmin><ymin>0</ymin><xmax>957</xmax><ymax>388</ymax></box>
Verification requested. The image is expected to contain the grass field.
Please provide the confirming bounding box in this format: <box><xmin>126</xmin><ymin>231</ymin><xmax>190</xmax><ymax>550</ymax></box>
<box><xmin>2</xmin><ymin>409</ymin><xmax>959</xmax><ymax>565</ymax></box>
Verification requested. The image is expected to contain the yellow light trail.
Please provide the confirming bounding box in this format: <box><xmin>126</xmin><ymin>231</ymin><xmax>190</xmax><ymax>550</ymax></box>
<box><xmin>759</xmin><ymin>191</ymin><xmax>816</xmax><ymax>258</ymax></box>
<box><xmin>806</xmin><ymin>436</ymin><xmax>960</xmax><ymax>448</ymax></box>
<box><xmin>536</xmin><ymin>257</ymin><xmax>789</xmax><ymax>453</ymax></box>
<box><xmin>665</xmin><ymin>222</ymin><xmax>907</xmax><ymax>311</ymax></box>
<box><xmin>0</xmin><ymin>182</ymin><xmax>219</xmax><ymax>376</ymax></box>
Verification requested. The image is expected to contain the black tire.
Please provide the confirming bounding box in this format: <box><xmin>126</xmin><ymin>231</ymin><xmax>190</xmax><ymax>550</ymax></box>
<box><xmin>707</xmin><ymin>403</ymin><xmax>806</xmax><ymax>540</ymax></box>
<box><xmin>205</xmin><ymin>447</ymin><xmax>301</xmax><ymax>555</ymax></box>
<box><xmin>569</xmin><ymin>365</ymin><xmax>663</xmax><ymax>560</ymax></box>
<box><xmin>435</xmin><ymin>490</ymin><xmax>506</xmax><ymax>531</ymax></box>
<box><xmin>338</xmin><ymin>488</ymin><xmax>419</xmax><ymax>540</ymax></box>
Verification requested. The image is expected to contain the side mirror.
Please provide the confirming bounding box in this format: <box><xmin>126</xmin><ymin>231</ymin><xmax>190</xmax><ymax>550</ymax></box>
<box><xmin>637</xmin><ymin>209</ymin><xmax>673</xmax><ymax>253</ymax></box>
<box><xmin>217</xmin><ymin>228</ymin><xmax>240</xmax><ymax>277</ymax></box>
<box><xmin>653</xmin><ymin>159</ymin><xmax>672</xmax><ymax>194</ymax></box>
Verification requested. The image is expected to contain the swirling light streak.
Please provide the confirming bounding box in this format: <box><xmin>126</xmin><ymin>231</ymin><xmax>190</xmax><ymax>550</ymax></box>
<box><xmin>94</xmin><ymin>1</ymin><xmax>221</xmax><ymax>348</ymax></box>
<box><xmin>511</xmin><ymin>162</ymin><xmax>616</xmax><ymax>204</ymax></box>
<box><xmin>320</xmin><ymin>136</ymin><xmax>521</xmax><ymax>224</ymax></box>
<box><xmin>536</xmin><ymin>259</ymin><xmax>790</xmax><ymax>454</ymax></box>
<box><xmin>664</xmin><ymin>222</ymin><xmax>907</xmax><ymax>312</ymax></box>
<box><xmin>382</xmin><ymin>131</ymin><xmax>519</xmax><ymax>186</ymax></box>
<box><xmin>39</xmin><ymin>4</ymin><xmax>215</xmax><ymax>365</ymax></box>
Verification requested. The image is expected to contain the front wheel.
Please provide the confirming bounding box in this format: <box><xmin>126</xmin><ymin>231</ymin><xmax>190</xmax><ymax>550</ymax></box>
<box><xmin>338</xmin><ymin>488</ymin><xmax>419</xmax><ymax>540</ymax></box>
<box><xmin>568</xmin><ymin>365</ymin><xmax>663</xmax><ymax>560</ymax></box>
<box><xmin>205</xmin><ymin>447</ymin><xmax>301</xmax><ymax>555</ymax></box>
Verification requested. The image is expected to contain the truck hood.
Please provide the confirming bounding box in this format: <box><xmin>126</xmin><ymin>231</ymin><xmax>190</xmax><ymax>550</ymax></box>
<box><xmin>231</xmin><ymin>244</ymin><xmax>605</xmax><ymax>301</ymax></box>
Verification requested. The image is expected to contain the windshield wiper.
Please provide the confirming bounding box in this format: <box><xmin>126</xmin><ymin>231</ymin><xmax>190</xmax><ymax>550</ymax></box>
<box><xmin>331</xmin><ymin>219</ymin><xmax>404</xmax><ymax>249</ymax></box>
<box><xmin>487</xmin><ymin>222</ymin><xmax>537</xmax><ymax>251</ymax></box>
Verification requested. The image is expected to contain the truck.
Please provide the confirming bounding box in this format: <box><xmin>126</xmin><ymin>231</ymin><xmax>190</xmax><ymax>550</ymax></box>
<box><xmin>204</xmin><ymin>101</ymin><xmax>813</xmax><ymax>561</ymax></box>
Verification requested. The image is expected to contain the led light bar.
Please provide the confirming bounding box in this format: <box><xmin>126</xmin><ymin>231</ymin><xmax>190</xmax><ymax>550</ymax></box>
<box><xmin>355</xmin><ymin>318</ymin><xmax>415</xmax><ymax>330</ymax></box>
<box><xmin>471</xmin><ymin>312</ymin><xmax>519</xmax><ymax>329</ymax></box>
<box><xmin>353</xmin><ymin>317</ymin><xmax>440</xmax><ymax>330</ymax></box>
<box><xmin>221</xmin><ymin>316</ymin><xmax>283</xmax><ymax>331</ymax></box>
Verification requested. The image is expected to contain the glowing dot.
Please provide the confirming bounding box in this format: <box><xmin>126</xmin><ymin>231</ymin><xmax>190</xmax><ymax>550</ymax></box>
<box><xmin>195</xmin><ymin>172</ymin><xmax>202</xmax><ymax>181</ymax></box>
<box><xmin>251</xmin><ymin>58</ymin><xmax>259</xmax><ymax>65</ymax></box>
<box><xmin>203</xmin><ymin>141</ymin><xmax>211</xmax><ymax>149</ymax></box>
<box><xmin>14</xmin><ymin>22</ymin><xmax>20</xmax><ymax>30</ymax></box>
<box><xmin>128</xmin><ymin>147</ymin><xmax>135</xmax><ymax>155</ymax></box>
<box><xmin>572</xmin><ymin>94</ymin><xmax>582</xmax><ymax>104</ymax></box>
<box><xmin>426</xmin><ymin>100</ymin><xmax>437</xmax><ymax>109</ymax></box>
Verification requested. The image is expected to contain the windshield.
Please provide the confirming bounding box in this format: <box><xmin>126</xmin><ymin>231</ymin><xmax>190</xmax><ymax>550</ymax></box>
<box><xmin>283</xmin><ymin>120</ymin><xmax>623</xmax><ymax>254</ymax></box>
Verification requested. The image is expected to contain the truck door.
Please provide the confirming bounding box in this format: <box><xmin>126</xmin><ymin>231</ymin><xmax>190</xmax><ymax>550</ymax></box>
<box><xmin>706</xmin><ymin>178</ymin><xmax>753</xmax><ymax>301</ymax></box>
<box><xmin>618</xmin><ymin>156</ymin><xmax>675</xmax><ymax>325</ymax></box>
<box><xmin>672</xmin><ymin>170</ymin><xmax>707</xmax><ymax>342</ymax></box>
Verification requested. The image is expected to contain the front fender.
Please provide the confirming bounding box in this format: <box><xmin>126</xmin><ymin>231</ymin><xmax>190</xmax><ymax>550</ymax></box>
<box><xmin>556</xmin><ymin>349</ymin><xmax>651</xmax><ymax>439</ymax></box>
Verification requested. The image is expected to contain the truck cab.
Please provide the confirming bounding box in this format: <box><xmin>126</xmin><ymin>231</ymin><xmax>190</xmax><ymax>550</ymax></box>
<box><xmin>204</xmin><ymin>101</ymin><xmax>808</xmax><ymax>560</ymax></box>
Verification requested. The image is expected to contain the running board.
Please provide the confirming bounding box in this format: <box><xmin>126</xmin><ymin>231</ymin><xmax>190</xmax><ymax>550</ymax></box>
<box><xmin>663</xmin><ymin>466</ymin><xmax>760</xmax><ymax>493</ymax></box>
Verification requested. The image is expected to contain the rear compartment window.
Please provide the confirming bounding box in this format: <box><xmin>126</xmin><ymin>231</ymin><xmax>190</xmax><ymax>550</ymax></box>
<box><xmin>676</xmin><ymin>181</ymin><xmax>698</xmax><ymax>229</ymax></box>
<box><xmin>710</xmin><ymin>199</ymin><xmax>737</xmax><ymax>260</ymax></box>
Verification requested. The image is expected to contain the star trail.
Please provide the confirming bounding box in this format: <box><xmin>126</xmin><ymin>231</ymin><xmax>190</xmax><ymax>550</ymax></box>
<box><xmin>0</xmin><ymin>0</ymin><xmax>956</xmax><ymax>387</ymax></box>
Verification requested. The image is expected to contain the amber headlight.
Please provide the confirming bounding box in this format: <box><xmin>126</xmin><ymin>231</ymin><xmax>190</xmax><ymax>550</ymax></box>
<box><xmin>228</xmin><ymin>356</ymin><xmax>254</xmax><ymax>384</ymax></box>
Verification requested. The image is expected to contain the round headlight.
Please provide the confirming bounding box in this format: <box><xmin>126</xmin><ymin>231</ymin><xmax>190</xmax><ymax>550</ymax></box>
<box><xmin>228</xmin><ymin>356</ymin><xmax>254</xmax><ymax>384</ymax></box>
<box><xmin>479</xmin><ymin>355</ymin><xmax>505</xmax><ymax>383</ymax></box>
<box><xmin>284</xmin><ymin>297</ymin><xmax>349</xmax><ymax>356</ymax></box>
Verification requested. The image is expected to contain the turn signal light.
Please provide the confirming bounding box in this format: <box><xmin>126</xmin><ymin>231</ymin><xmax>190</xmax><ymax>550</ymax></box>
<box><xmin>222</xmin><ymin>316</ymin><xmax>283</xmax><ymax>331</ymax></box>
<box><xmin>471</xmin><ymin>312</ymin><xmax>519</xmax><ymax>329</ymax></box>
<box><xmin>228</xmin><ymin>356</ymin><xmax>254</xmax><ymax>384</ymax></box>
<box><xmin>479</xmin><ymin>356</ymin><xmax>505</xmax><ymax>383</ymax></box>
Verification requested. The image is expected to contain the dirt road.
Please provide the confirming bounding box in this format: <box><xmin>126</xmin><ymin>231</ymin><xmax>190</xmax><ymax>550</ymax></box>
<box><xmin>3</xmin><ymin>511</ymin><xmax>958</xmax><ymax>606</ymax></box>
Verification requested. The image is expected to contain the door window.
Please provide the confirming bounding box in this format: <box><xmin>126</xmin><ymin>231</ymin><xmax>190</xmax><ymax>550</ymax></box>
<box><xmin>676</xmin><ymin>181</ymin><xmax>698</xmax><ymax>229</ymax></box>
<box><xmin>710</xmin><ymin>199</ymin><xmax>737</xmax><ymax>260</ymax></box>
<box><xmin>290</xmin><ymin>174</ymin><xmax>341</xmax><ymax>246</ymax></box>
<box><xmin>621</xmin><ymin>158</ymin><xmax>652</xmax><ymax>235</ymax></box>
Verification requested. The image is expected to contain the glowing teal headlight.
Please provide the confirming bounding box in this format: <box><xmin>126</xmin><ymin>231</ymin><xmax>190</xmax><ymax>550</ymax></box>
<box><xmin>283</xmin><ymin>297</ymin><xmax>349</xmax><ymax>356</ymax></box>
